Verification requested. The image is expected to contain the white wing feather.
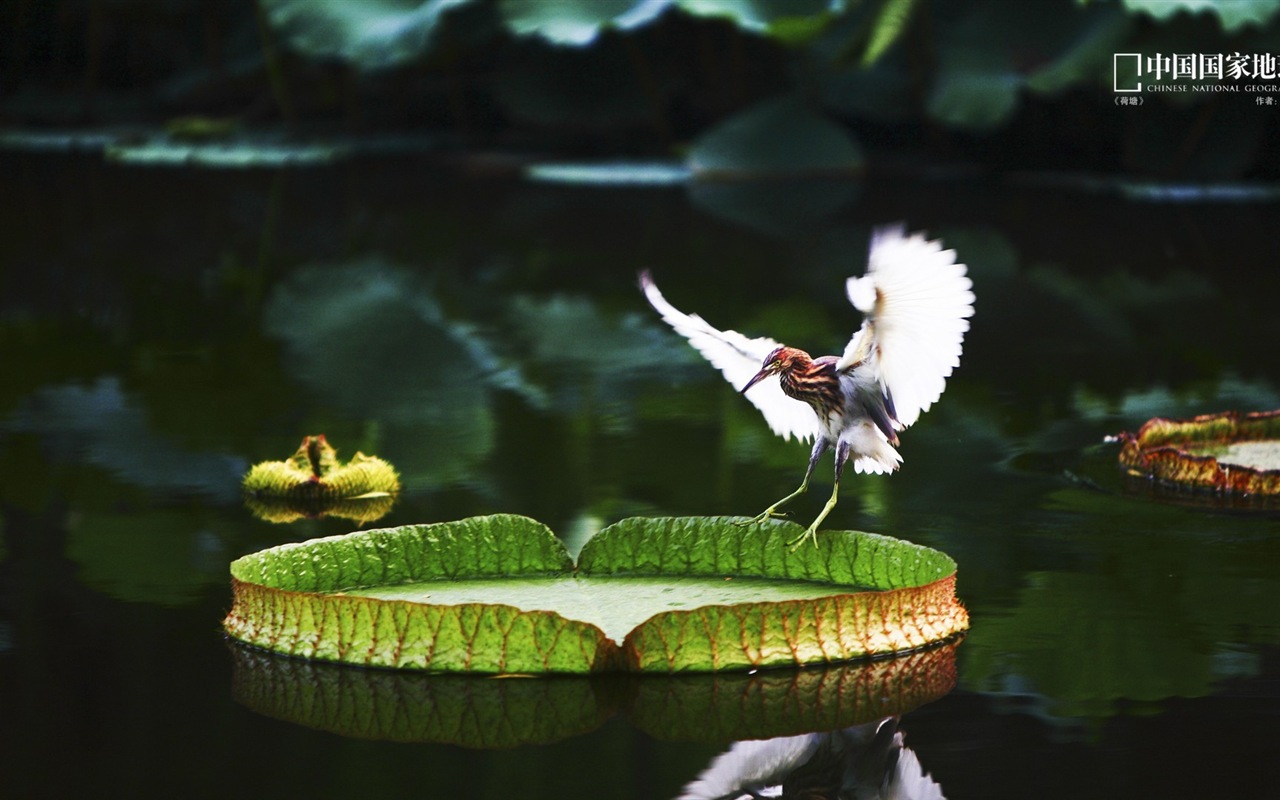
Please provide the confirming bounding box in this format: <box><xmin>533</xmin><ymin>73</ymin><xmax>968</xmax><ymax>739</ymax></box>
<box><xmin>837</xmin><ymin>225</ymin><xmax>974</xmax><ymax>429</ymax></box>
<box><xmin>676</xmin><ymin>735</ymin><xmax>821</xmax><ymax>800</ymax></box>
<box><xmin>640</xmin><ymin>272</ymin><xmax>819</xmax><ymax>442</ymax></box>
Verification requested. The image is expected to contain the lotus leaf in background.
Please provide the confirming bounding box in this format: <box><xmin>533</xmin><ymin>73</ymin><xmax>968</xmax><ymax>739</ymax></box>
<box><xmin>7</xmin><ymin>0</ymin><xmax>1280</xmax><ymax>180</ymax></box>
<box><xmin>222</xmin><ymin>514</ymin><xmax>968</xmax><ymax>673</ymax></box>
<box><xmin>242</xmin><ymin>434</ymin><xmax>401</xmax><ymax>524</ymax></box>
<box><xmin>261</xmin><ymin>0</ymin><xmax>474</xmax><ymax>70</ymax></box>
<box><xmin>1116</xmin><ymin>410</ymin><xmax>1280</xmax><ymax>498</ymax></box>
<box><xmin>1122</xmin><ymin>0</ymin><xmax>1280</xmax><ymax>31</ymax></box>
<box><xmin>230</xmin><ymin>635</ymin><xmax>959</xmax><ymax>746</ymax></box>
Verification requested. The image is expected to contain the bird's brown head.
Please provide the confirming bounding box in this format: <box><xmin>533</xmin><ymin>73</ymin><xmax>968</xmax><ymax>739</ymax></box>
<box><xmin>740</xmin><ymin>346</ymin><xmax>809</xmax><ymax>394</ymax></box>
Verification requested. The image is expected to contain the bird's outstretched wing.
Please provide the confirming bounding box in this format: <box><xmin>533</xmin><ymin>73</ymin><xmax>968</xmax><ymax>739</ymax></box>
<box><xmin>837</xmin><ymin>225</ymin><xmax>974</xmax><ymax>429</ymax></box>
<box><xmin>640</xmin><ymin>271</ymin><xmax>819</xmax><ymax>442</ymax></box>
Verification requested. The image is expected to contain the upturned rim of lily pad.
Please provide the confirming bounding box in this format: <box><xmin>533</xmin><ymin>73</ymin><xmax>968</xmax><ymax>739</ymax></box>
<box><xmin>223</xmin><ymin>514</ymin><xmax>969</xmax><ymax>674</ymax></box>
<box><xmin>1116</xmin><ymin>409</ymin><xmax>1280</xmax><ymax>498</ymax></box>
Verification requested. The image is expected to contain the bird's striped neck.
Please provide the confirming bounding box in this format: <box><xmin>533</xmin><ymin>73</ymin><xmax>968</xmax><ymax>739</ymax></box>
<box><xmin>776</xmin><ymin>351</ymin><xmax>842</xmax><ymax>418</ymax></box>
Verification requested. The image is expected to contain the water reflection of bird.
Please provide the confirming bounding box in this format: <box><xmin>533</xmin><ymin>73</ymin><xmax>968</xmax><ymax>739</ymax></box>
<box><xmin>676</xmin><ymin>717</ymin><xmax>945</xmax><ymax>800</ymax></box>
<box><xmin>642</xmin><ymin>225</ymin><xmax>974</xmax><ymax>548</ymax></box>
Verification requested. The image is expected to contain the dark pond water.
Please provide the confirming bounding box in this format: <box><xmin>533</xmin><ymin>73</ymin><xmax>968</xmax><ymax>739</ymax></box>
<box><xmin>2</xmin><ymin>151</ymin><xmax>1279</xmax><ymax>798</ymax></box>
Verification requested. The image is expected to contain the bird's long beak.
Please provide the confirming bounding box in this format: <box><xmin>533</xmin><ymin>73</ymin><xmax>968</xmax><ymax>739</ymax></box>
<box><xmin>740</xmin><ymin>367</ymin><xmax>771</xmax><ymax>395</ymax></box>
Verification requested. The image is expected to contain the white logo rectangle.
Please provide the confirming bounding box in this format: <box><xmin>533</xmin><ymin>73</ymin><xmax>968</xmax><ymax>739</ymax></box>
<box><xmin>1114</xmin><ymin>53</ymin><xmax>1142</xmax><ymax>92</ymax></box>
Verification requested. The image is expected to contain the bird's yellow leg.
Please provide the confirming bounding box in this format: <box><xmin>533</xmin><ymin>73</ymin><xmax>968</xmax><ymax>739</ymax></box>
<box><xmin>741</xmin><ymin>476</ymin><xmax>810</xmax><ymax>525</ymax></box>
<box><xmin>787</xmin><ymin>440</ymin><xmax>850</xmax><ymax>550</ymax></box>
<box><xmin>738</xmin><ymin>438</ymin><xmax>828</xmax><ymax>527</ymax></box>
<box><xmin>787</xmin><ymin>480</ymin><xmax>839</xmax><ymax>550</ymax></box>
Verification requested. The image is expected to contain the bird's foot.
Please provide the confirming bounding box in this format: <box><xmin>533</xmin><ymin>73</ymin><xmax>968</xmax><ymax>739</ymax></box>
<box><xmin>785</xmin><ymin>525</ymin><xmax>821</xmax><ymax>551</ymax></box>
<box><xmin>734</xmin><ymin>506</ymin><xmax>789</xmax><ymax>528</ymax></box>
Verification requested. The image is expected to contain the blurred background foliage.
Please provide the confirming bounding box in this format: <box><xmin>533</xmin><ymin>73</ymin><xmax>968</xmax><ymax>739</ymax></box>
<box><xmin>4</xmin><ymin>0</ymin><xmax>1280</xmax><ymax>178</ymax></box>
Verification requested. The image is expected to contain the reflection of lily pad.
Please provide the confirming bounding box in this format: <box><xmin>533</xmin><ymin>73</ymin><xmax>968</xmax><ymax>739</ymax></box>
<box><xmin>104</xmin><ymin>138</ymin><xmax>346</xmax><ymax>168</ymax></box>
<box><xmin>242</xmin><ymin>435</ymin><xmax>400</xmax><ymax>524</ymax></box>
<box><xmin>263</xmin><ymin>260</ymin><xmax>537</xmax><ymax>488</ymax></box>
<box><xmin>223</xmin><ymin>514</ymin><xmax>968</xmax><ymax>673</ymax></box>
<box><xmin>8</xmin><ymin>377</ymin><xmax>246</xmax><ymax>504</ymax></box>
<box><xmin>687</xmin><ymin>178</ymin><xmax>860</xmax><ymax>238</ymax></box>
<box><xmin>524</xmin><ymin>160</ymin><xmax>691</xmax><ymax>185</ymax></box>
<box><xmin>688</xmin><ymin>95</ymin><xmax>864</xmax><ymax>178</ymax></box>
<box><xmin>628</xmin><ymin>638</ymin><xmax>959</xmax><ymax>742</ymax></box>
<box><xmin>1116</xmin><ymin>410</ymin><xmax>1280</xmax><ymax>497</ymax></box>
<box><xmin>244</xmin><ymin>494</ymin><xmax>399</xmax><ymax>525</ymax></box>
<box><xmin>229</xmin><ymin>638</ymin><xmax>959</xmax><ymax>746</ymax></box>
<box><xmin>70</xmin><ymin>510</ymin><xmax>228</xmax><ymax>607</ymax></box>
<box><xmin>230</xmin><ymin>644</ymin><xmax>611</xmax><ymax>746</ymax></box>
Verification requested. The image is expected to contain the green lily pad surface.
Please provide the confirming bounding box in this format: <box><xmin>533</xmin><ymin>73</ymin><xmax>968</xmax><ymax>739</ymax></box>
<box><xmin>346</xmin><ymin>575</ymin><xmax>861</xmax><ymax>644</ymax></box>
<box><xmin>223</xmin><ymin>514</ymin><xmax>968</xmax><ymax>673</ymax></box>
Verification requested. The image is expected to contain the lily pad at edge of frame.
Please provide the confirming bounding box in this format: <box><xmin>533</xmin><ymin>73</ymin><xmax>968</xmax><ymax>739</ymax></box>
<box><xmin>1116</xmin><ymin>409</ymin><xmax>1280</xmax><ymax>499</ymax></box>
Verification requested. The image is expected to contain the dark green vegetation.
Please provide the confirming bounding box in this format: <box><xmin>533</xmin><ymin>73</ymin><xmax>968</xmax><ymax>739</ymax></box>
<box><xmin>6</xmin><ymin>0</ymin><xmax>1280</xmax><ymax>179</ymax></box>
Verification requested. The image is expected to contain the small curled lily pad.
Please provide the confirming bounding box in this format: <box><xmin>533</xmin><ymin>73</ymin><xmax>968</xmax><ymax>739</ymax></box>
<box><xmin>223</xmin><ymin>515</ymin><xmax>968</xmax><ymax>674</ymax></box>
<box><xmin>1116</xmin><ymin>410</ymin><xmax>1280</xmax><ymax>498</ymax></box>
<box><xmin>229</xmin><ymin>637</ymin><xmax>960</xmax><ymax>746</ymax></box>
<box><xmin>243</xmin><ymin>435</ymin><xmax>400</xmax><ymax>524</ymax></box>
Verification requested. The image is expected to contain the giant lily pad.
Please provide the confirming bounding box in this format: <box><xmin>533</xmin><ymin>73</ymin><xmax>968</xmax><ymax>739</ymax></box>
<box><xmin>1116</xmin><ymin>410</ymin><xmax>1280</xmax><ymax>498</ymax></box>
<box><xmin>230</xmin><ymin>637</ymin><xmax>960</xmax><ymax>746</ymax></box>
<box><xmin>223</xmin><ymin>515</ymin><xmax>968</xmax><ymax>673</ymax></box>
